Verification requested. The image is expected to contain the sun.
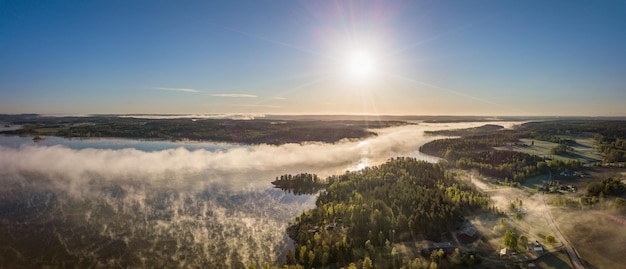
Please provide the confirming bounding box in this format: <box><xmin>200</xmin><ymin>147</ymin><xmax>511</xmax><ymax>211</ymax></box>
<box><xmin>345</xmin><ymin>49</ymin><xmax>378</xmax><ymax>81</ymax></box>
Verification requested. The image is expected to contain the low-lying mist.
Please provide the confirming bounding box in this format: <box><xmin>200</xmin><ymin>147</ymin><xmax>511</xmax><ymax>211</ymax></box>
<box><xmin>0</xmin><ymin>122</ymin><xmax>518</xmax><ymax>267</ymax></box>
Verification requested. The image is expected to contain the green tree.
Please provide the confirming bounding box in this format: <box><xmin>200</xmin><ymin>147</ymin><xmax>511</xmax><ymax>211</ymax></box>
<box><xmin>503</xmin><ymin>231</ymin><xmax>518</xmax><ymax>250</ymax></box>
<box><xmin>518</xmin><ymin>235</ymin><xmax>528</xmax><ymax>249</ymax></box>
<box><xmin>545</xmin><ymin>235</ymin><xmax>556</xmax><ymax>244</ymax></box>
<box><xmin>550</xmin><ymin>144</ymin><xmax>573</xmax><ymax>155</ymax></box>
<box><xmin>362</xmin><ymin>256</ymin><xmax>373</xmax><ymax>269</ymax></box>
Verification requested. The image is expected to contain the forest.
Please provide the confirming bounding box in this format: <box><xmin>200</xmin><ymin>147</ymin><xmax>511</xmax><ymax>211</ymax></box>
<box><xmin>282</xmin><ymin>158</ymin><xmax>489</xmax><ymax>268</ymax></box>
<box><xmin>418</xmin><ymin>131</ymin><xmax>550</xmax><ymax>182</ymax></box>
<box><xmin>520</xmin><ymin>120</ymin><xmax>626</xmax><ymax>162</ymax></box>
<box><xmin>419</xmin><ymin>121</ymin><xmax>626</xmax><ymax>182</ymax></box>
<box><xmin>0</xmin><ymin>115</ymin><xmax>408</xmax><ymax>145</ymax></box>
<box><xmin>272</xmin><ymin>173</ymin><xmax>330</xmax><ymax>195</ymax></box>
<box><xmin>424</xmin><ymin>124</ymin><xmax>504</xmax><ymax>136</ymax></box>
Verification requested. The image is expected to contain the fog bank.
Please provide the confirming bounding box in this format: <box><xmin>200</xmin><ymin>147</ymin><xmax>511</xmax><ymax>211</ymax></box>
<box><xmin>0</xmin><ymin>121</ymin><xmax>519</xmax><ymax>267</ymax></box>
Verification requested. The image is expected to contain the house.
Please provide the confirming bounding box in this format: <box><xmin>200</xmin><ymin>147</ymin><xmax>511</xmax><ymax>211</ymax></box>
<box><xmin>527</xmin><ymin>242</ymin><xmax>543</xmax><ymax>252</ymax></box>
<box><xmin>500</xmin><ymin>248</ymin><xmax>510</xmax><ymax>257</ymax></box>
<box><xmin>422</xmin><ymin>242</ymin><xmax>455</xmax><ymax>255</ymax></box>
<box><xmin>457</xmin><ymin>225</ymin><xmax>478</xmax><ymax>243</ymax></box>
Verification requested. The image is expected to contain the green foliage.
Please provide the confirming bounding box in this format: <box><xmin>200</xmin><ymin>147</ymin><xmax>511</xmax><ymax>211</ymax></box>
<box><xmin>550</xmin><ymin>144</ymin><xmax>574</xmax><ymax>155</ymax></box>
<box><xmin>545</xmin><ymin>235</ymin><xmax>556</xmax><ymax>244</ymax></box>
<box><xmin>419</xmin><ymin>131</ymin><xmax>519</xmax><ymax>161</ymax></box>
<box><xmin>546</xmin><ymin>159</ymin><xmax>583</xmax><ymax>172</ymax></box>
<box><xmin>503</xmin><ymin>231</ymin><xmax>517</xmax><ymax>250</ymax></box>
<box><xmin>424</xmin><ymin>124</ymin><xmax>504</xmax><ymax>136</ymax></box>
<box><xmin>420</xmin><ymin>128</ymin><xmax>547</xmax><ymax>182</ymax></box>
<box><xmin>586</xmin><ymin>177</ymin><xmax>625</xmax><ymax>197</ymax></box>
<box><xmin>287</xmin><ymin>158</ymin><xmax>489</xmax><ymax>268</ymax></box>
<box><xmin>455</xmin><ymin>151</ymin><xmax>545</xmax><ymax>182</ymax></box>
<box><xmin>272</xmin><ymin>173</ymin><xmax>328</xmax><ymax>195</ymax></box>
<box><xmin>518</xmin><ymin>235</ymin><xmax>528</xmax><ymax>248</ymax></box>
<box><xmin>362</xmin><ymin>256</ymin><xmax>373</xmax><ymax>269</ymax></box>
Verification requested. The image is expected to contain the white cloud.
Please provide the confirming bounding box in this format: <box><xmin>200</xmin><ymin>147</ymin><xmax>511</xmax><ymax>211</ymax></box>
<box><xmin>211</xmin><ymin>93</ymin><xmax>258</xmax><ymax>98</ymax></box>
<box><xmin>156</xmin><ymin>87</ymin><xmax>202</xmax><ymax>93</ymax></box>
<box><xmin>236</xmin><ymin>104</ymin><xmax>281</xmax><ymax>108</ymax></box>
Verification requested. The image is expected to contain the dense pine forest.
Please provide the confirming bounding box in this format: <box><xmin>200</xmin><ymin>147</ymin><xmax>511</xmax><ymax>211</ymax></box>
<box><xmin>282</xmin><ymin>158</ymin><xmax>489</xmax><ymax>268</ymax></box>
<box><xmin>272</xmin><ymin>173</ymin><xmax>330</xmax><ymax>195</ymax></box>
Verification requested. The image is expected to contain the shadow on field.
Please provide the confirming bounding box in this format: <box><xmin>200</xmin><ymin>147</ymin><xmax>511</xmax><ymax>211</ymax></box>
<box><xmin>533</xmin><ymin>249</ymin><xmax>574</xmax><ymax>269</ymax></box>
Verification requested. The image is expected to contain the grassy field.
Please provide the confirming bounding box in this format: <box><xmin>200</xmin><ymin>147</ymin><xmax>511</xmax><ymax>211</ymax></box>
<box><xmin>495</xmin><ymin>138</ymin><xmax>603</xmax><ymax>164</ymax></box>
<box><xmin>461</xmin><ymin>165</ymin><xmax>626</xmax><ymax>269</ymax></box>
<box><xmin>531</xmin><ymin>166</ymin><xmax>626</xmax><ymax>269</ymax></box>
<box><xmin>551</xmin><ymin>208</ymin><xmax>626</xmax><ymax>269</ymax></box>
<box><xmin>531</xmin><ymin>249</ymin><xmax>574</xmax><ymax>269</ymax></box>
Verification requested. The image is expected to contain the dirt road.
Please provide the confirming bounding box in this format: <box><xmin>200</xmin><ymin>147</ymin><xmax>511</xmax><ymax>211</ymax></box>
<box><xmin>542</xmin><ymin>195</ymin><xmax>586</xmax><ymax>269</ymax></box>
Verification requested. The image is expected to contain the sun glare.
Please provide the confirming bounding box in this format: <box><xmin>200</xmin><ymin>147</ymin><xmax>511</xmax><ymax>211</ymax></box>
<box><xmin>346</xmin><ymin>50</ymin><xmax>377</xmax><ymax>81</ymax></box>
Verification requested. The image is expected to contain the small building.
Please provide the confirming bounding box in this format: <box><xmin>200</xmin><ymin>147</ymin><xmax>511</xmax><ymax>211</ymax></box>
<box><xmin>457</xmin><ymin>225</ymin><xmax>478</xmax><ymax>243</ymax></box>
<box><xmin>422</xmin><ymin>242</ymin><xmax>455</xmax><ymax>255</ymax></box>
<box><xmin>500</xmin><ymin>248</ymin><xmax>510</xmax><ymax>257</ymax></box>
<box><xmin>527</xmin><ymin>242</ymin><xmax>543</xmax><ymax>252</ymax></box>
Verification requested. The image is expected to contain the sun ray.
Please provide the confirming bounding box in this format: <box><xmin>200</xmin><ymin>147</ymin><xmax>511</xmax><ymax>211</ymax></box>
<box><xmin>385</xmin><ymin>73</ymin><xmax>515</xmax><ymax>111</ymax></box>
<box><xmin>209</xmin><ymin>22</ymin><xmax>334</xmax><ymax>60</ymax></box>
<box><xmin>383</xmin><ymin>17</ymin><xmax>490</xmax><ymax>61</ymax></box>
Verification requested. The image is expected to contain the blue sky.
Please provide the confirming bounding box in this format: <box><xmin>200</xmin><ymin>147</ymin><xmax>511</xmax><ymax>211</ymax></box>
<box><xmin>1</xmin><ymin>0</ymin><xmax>625</xmax><ymax>116</ymax></box>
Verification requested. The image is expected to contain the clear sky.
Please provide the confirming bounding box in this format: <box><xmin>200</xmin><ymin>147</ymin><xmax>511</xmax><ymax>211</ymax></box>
<box><xmin>1</xmin><ymin>0</ymin><xmax>625</xmax><ymax>116</ymax></box>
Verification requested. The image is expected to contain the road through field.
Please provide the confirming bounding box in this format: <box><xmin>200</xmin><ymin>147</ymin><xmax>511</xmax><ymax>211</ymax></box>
<box><xmin>543</xmin><ymin>172</ymin><xmax>585</xmax><ymax>269</ymax></box>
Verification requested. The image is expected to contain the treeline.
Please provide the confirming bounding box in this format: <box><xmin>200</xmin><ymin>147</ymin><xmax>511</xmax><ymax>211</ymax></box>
<box><xmin>550</xmin><ymin>144</ymin><xmax>574</xmax><ymax>155</ymax></box>
<box><xmin>285</xmin><ymin>158</ymin><xmax>489</xmax><ymax>268</ymax></box>
<box><xmin>418</xmin><ymin>131</ymin><xmax>519</xmax><ymax>161</ymax></box>
<box><xmin>0</xmin><ymin>116</ymin><xmax>408</xmax><ymax>144</ymax></box>
<box><xmin>455</xmin><ymin>151</ymin><xmax>545</xmax><ymax>181</ymax></box>
<box><xmin>419</xmin><ymin>121</ymin><xmax>624</xmax><ymax>183</ymax></box>
<box><xmin>586</xmin><ymin>177</ymin><xmax>625</xmax><ymax>197</ymax></box>
<box><xmin>424</xmin><ymin>124</ymin><xmax>504</xmax><ymax>136</ymax></box>
<box><xmin>594</xmin><ymin>135</ymin><xmax>626</xmax><ymax>163</ymax></box>
<box><xmin>272</xmin><ymin>173</ymin><xmax>329</xmax><ymax>195</ymax></box>
<box><xmin>418</xmin><ymin>130</ymin><xmax>551</xmax><ymax>182</ymax></box>
<box><xmin>518</xmin><ymin>120</ymin><xmax>626</xmax><ymax>141</ymax></box>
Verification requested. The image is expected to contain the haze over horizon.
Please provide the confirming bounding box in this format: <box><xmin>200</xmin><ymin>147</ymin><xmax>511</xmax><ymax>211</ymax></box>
<box><xmin>1</xmin><ymin>1</ymin><xmax>625</xmax><ymax>116</ymax></box>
